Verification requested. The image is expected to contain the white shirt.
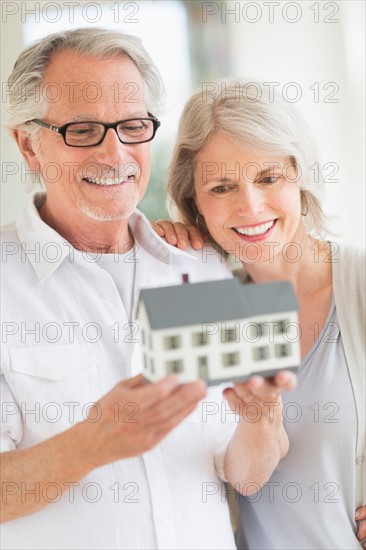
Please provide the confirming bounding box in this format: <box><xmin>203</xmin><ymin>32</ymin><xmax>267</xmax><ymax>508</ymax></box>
<box><xmin>0</xmin><ymin>194</ymin><xmax>237</xmax><ymax>550</ymax></box>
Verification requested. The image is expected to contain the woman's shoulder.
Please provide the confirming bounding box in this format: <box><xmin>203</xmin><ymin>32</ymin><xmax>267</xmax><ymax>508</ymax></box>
<box><xmin>332</xmin><ymin>242</ymin><xmax>365</xmax><ymax>279</ymax></box>
<box><xmin>332</xmin><ymin>242</ymin><xmax>365</xmax><ymax>307</ymax></box>
<box><xmin>333</xmin><ymin>242</ymin><xmax>365</xmax><ymax>263</ymax></box>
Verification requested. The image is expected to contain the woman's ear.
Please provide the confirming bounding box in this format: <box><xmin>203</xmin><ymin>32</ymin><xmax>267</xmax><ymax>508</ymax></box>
<box><xmin>13</xmin><ymin>130</ymin><xmax>40</xmax><ymax>171</ymax></box>
<box><xmin>194</xmin><ymin>199</ymin><xmax>202</xmax><ymax>215</ymax></box>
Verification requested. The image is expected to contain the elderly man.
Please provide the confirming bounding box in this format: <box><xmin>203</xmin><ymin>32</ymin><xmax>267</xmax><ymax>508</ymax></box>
<box><xmin>1</xmin><ymin>28</ymin><xmax>292</xmax><ymax>549</ymax></box>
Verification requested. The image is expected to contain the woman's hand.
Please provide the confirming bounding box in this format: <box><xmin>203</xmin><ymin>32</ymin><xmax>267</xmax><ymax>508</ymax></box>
<box><xmin>223</xmin><ymin>371</ymin><xmax>297</xmax><ymax>494</ymax></box>
<box><xmin>356</xmin><ymin>505</ymin><xmax>366</xmax><ymax>548</ymax></box>
<box><xmin>224</xmin><ymin>370</ymin><xmax>297</xmax><ymax>420</ymax></box>
<box><xmin>151</xmin><ymin>219</ymin><xmax>206</xmax><ymax>250</ymax></box>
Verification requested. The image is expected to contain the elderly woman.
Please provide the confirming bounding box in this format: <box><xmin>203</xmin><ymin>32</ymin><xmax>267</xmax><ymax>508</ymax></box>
<box><xmin>153</xmin><ymin>80</ymin><xmax>365</xmax><ymax>549</ymax></box>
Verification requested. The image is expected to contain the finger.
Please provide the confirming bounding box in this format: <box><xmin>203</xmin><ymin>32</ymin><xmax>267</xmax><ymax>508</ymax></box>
<box><xmin>356</xmin><ymin>506</ymin><xmax>366</xmax><ymax>521</ymax></box>
<box><xmin>171</xmin><ymin>222</ymin><xmax>190</xmax><ymax>249</ymax></box>
<box><xmin>150</xmin><ymin>221</ymin><xmax>166</xmax><ymax>237</ymax></box>
<box><xmin>273</xmin><ymin>370</ymin><xmax>297</xmax><ymax>391</ymax></box>
<box><xmin>223</xmin><ymin>387</ymin><xmax>243</xmax><ymax>411</ymax></box>
<box><xmin>119</xmin><ymin>374</ymin><xmax>146</xmax><ymax>389</ymax></box>
<box><xmin>357</xmin><ymin>520</ymin><xmax>366</xmax><ymax>543</ymax></box>
<box><xmin>187</xmin><ymin>225</ymin><xmax>205</xmax><ymax>249</ymax></box>
<box><xmin>236</xmin><ymin>377</ymin><xmax>278</xmax><ymax>401</ymax></box>
<box><xmin>226</xmin><ymin>383</ymin><xmax>257</xmax><ymax>404</ymax></box>
<box><xmin>244</xmin><ymin>372</ymin><xmax>295</xmax><ymax>400</ymax></box>
<box><xmin>128</xmin><ymin>375</ymin><xmax>182</xmax><ymax>412</ymax></box>
<box><xmin>153</xmin><ymin>395</ymin><xmax>205</xmax><ymax>440</ymax></box>
<box><xmin>155</xmin><ymin>219</ymin><xmax>179</xmax><ymax>245</ymax></box>
<box><xmin>145</xmin><ymin>380</ymin><xmax>207</xmax><ymax>426</ymax></box>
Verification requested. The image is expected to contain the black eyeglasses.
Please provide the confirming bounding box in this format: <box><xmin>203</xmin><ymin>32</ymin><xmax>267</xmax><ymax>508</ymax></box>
<box><xmin>30</xmin><ymin>116</ymin><xmax>161</xmax><ymax>147</ymax></box>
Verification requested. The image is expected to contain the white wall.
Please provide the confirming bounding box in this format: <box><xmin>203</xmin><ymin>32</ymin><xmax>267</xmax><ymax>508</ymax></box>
<box><xmin>1</xmin><ymin>0</ymin><xmax>365</xmax><ymax>247</ymax></box>
<box><xmin>1</xmin><ymin>17</ymin><xmax>27</xmax><ymax>226</ymax></box>
<box><xmin>226</xmin><ymin>0</ymin><xmax>365</xmax><ymax>246</ymax></box>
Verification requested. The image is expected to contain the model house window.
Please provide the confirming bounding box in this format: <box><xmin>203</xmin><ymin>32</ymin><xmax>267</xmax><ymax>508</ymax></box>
<box><xmin>222</xmin><ymin>352</ymin><xmax>240</xmax><ymax>367</ymax></box>
<box><xmin>166</xmin><ymin>359</ymin><xmax>184</xmax><ymax>374</ymax></box>
<box><xmin>164</xmin><ymin>335</ymin><xmax>182</xmax><ymax>350</ymax></box>
<box><xmin>274</xmin><ymin>319</ymin><xmax>290</xmax><ymax>335</ymax></box>
<box><xmin>221</xmin><ymin>327</ymin><xmax>238</xmax><ymax>343</ymax></box>
<box><xmin>143</xmin><ymin>354</ymin><xmax>148</xmax><ymax>370</ymax></box>
<box><xmin>251</xmin><ymin>322</ymin><xmax>269</xmax><ymax>339</ymax></box>
<box><xmin>149</xmin><ymin>334</ymin><xmax>153</xmax><ymax>350</ymax></box>
<box><xmin>275</xmin><ymin>343</ymin><xmax>291</xmax><ymax>358</ymax></box>
<box><xmin>150</xmin><ymin>359</ymin><xmax>155</xmax><ymax>374</ymax></box>
<box><xmin>197</xmin><ymin>356</ymin><xmax>209</xmax><ymax>379</ymax></box>
<box><xmin>252</xmin><ymin>346</ymin><xmax>270</xmax><ymax>361</ymax></box>
<box><xmin>192</xmin><ymin>332</ymin><xmax>208</xmax><ymax>346</ymax></box>
<box><xmin>141</xmin><ymin>329</ymin><xmax>145</xmax><ymax>346</ymax></box>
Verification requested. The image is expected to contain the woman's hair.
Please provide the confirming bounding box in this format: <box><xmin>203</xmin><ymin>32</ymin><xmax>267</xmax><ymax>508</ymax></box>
<box><xmin>6</xmin><ymin>27</ymin><xmax>165</xmax><ymax>137</ymax></box>
<box><xmin>167</xmin><ymin>79</ymin><xmax>327</xmax><ymax>236</ymax></box>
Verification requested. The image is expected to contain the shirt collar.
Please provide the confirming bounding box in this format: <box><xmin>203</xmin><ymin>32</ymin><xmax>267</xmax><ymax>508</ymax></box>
<box><xmin>129</xmin><ymin>209</ymin><xmax>198</xmax><ymax>264</ymax></box>
<box><xmin>16</xmin><ymin>193</ymin><xmax>71</xmax><ymax>282</ymax></box>
<box><xmin>16</xmin><ymin>193</ymin><xmax>197</xmax><ymax>282</ymax></box>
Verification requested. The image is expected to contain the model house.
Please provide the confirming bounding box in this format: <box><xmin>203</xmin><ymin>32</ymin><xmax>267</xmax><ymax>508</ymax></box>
<box><xmin>137</xmin><ymin>278</ymin><xmax>300</xmax><ymax>384</ymax></box>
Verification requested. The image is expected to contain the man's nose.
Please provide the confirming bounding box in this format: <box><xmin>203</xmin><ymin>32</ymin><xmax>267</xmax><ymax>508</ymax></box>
<box><xmin>93</xmin><ymin>128</ymin><xmax>132</xmax><ymax>163</ymax></box>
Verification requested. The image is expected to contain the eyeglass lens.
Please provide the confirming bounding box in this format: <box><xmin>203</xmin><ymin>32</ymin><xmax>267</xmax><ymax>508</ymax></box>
<box><xmin>65</xmin><ymin>119</ymin><xmax>154</xmax><ymax>146</ymax></box>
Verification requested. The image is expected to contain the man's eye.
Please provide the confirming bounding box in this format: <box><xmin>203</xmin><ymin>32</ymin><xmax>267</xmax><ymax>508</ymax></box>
<box><xmin>69</xmin><ymin>128</ymin><xmax>94</xmax><ymax>135</ymax></box>
<box><xmin>125</xmin><ymin>125</ymin><xmax>143</xmax><ymax>131</ymax></box>
<box><xmin>68</xmin><ymin>126</ymin><xmax>98</xmax><ymax>135</ymax></box>
<box><xmin>121</xmin><ymin>122</ymin><xmax>148</xmax><ymax>134</ymax></box>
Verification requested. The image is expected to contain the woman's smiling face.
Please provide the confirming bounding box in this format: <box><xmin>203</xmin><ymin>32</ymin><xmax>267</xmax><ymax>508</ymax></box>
<box><xmin>194</xmin><ymin>132</ymin><xmax>305</xmax><ymax>263</ymax></box>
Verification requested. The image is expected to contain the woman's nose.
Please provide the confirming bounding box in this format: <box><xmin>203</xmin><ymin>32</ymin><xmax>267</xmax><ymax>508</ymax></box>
<box><xmin>235</xmin><ymin>185</ymin><xmax>265</xmax><ymax>218</ymax></box>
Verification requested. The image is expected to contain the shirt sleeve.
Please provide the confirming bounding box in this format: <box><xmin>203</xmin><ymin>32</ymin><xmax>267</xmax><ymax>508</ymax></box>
<box><xmin>202</xmin><ymin>384</ymin><xmax>237</xmax><ymax>482</ymax></box>
<box><xmin>214</xmin><ymin>436</ymin><xmax>233</xmax><ymax>482</ymax></box>
<box><xmin>0</xmin><ymin>373</ymin><xmax>23</xmax><ymax>452</ymax></box>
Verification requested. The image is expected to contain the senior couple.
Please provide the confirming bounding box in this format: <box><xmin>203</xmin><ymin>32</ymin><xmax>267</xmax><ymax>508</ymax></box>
<box><xmin>1</xmin><ymin>27</ymin><xmax>364</xmax><ymax>550</ymax></box>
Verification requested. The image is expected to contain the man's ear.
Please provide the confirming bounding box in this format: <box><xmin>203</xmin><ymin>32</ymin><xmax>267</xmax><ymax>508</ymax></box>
<box><xmin>13</xmin><ymin>130</ymin><xmax>40</xmax><ymax>171</ymax></box>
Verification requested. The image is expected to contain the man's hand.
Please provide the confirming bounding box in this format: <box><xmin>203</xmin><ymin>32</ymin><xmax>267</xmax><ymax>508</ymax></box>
<box><xmin>151</xmin><ymin>219</ymin><xmax>205</xmax><ymax>250</ymax></box>
<box><xmin>356</xmin><ymin>505</ymin><xmax>366</xmax><ymax>548</ymax></box>
<box><xmin>223</xmin><ymin>371</ymin><xmax>296</xmax><ymax>495</ymax></box>
<box><xmin>0</xmin><ymin>374</ymin><xmax>206</xmax><ymax>523</ymax></box>
<box><xmin>79</xmin><ymin>374</ymin><xmax>207</xmax><ymax>469</ymax></box>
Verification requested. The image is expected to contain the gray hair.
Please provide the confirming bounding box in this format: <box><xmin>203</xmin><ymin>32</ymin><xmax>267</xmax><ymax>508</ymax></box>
<box><xmin>6</xmin><ymin>27</ymin><xmax>165</xmax><ymax>137</ymax></box>
<box><xmin>167</xmin><ymin>79</ymin><xmax>327</xmax><ymax>237</ymax></box>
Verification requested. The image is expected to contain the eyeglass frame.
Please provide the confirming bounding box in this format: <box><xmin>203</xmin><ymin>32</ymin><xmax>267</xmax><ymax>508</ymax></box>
<box><xmin>30</xmin><ymin>115</ymin><xmax>161</xmax><ymax>147</ymax></box>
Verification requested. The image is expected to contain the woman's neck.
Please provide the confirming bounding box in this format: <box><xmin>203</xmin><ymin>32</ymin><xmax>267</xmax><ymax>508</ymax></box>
<box><xmin>244</xmin><ymin>235</ymin><xmax>333</xmax><ymax>297</ymax></box>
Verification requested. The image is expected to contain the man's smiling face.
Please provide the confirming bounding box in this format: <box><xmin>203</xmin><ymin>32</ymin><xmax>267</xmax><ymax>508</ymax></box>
<box><xmin>23</xmin><ymin>49</ymin><xmax>152</xmax><ymax>224</ymax></box>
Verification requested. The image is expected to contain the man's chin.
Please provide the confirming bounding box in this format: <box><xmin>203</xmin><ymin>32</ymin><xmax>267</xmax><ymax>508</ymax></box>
<box><xmin>80</xmin><ymin>204</ymin><xmax>136</xmax><ymax>222</ymax></box>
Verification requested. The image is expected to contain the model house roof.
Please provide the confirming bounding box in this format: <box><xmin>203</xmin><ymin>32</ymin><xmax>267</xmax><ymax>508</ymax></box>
<box><xmin>138</xmin><ymin>279</ymin><xmax>298</xmax><ymax>330</ymax></box>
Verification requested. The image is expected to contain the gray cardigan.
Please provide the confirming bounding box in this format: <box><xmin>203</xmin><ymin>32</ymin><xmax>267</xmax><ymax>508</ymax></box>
<box><xmin>235</xmin><ymin>243</ymin><xmax>365</xmax><ymax>507</ymax></box>
<box><xmin>333</xmin><ymin>245</ymin><xmax>365</xmax><ymax>508</ymax></box>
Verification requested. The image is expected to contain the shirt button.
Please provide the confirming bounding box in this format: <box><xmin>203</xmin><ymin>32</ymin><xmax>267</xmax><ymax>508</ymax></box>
<box><xmin>356</xmin><ymin>456</ymin><xmax>365</xmax><ymax>463</ymax></box>
<box><xmin>159</xmin><ymin>514</ymin><xmax>169</xmax><ymax>525</ymax></box>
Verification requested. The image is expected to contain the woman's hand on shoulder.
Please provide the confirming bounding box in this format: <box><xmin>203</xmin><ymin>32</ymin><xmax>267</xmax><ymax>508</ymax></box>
<box><xmin>356</xmin><ymin>505</ymin><xmax>366</xmax><ymax>548</ymax></box>
<box><xmin>151</xmin><ymin>219</ymin><xmax>206</xmax><ymax>250</ymax></box>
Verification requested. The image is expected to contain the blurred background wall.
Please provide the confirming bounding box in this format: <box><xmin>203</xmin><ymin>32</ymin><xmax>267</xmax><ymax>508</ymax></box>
<box><xmin>1</xmin><ymin>0</ymin><xmax>365</xmax><ymax>246</ymax></box>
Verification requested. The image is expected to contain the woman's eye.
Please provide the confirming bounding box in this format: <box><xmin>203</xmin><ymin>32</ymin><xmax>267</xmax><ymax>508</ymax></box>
<box><xmin>211</xmin><ymin>185</ymin><xmax>230</xmax><ymax>194</ymax></box>
<box><xmin>258</xmin><ymin>176</ymin><xmax>281</xmax><ymax>185</ymax></box>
